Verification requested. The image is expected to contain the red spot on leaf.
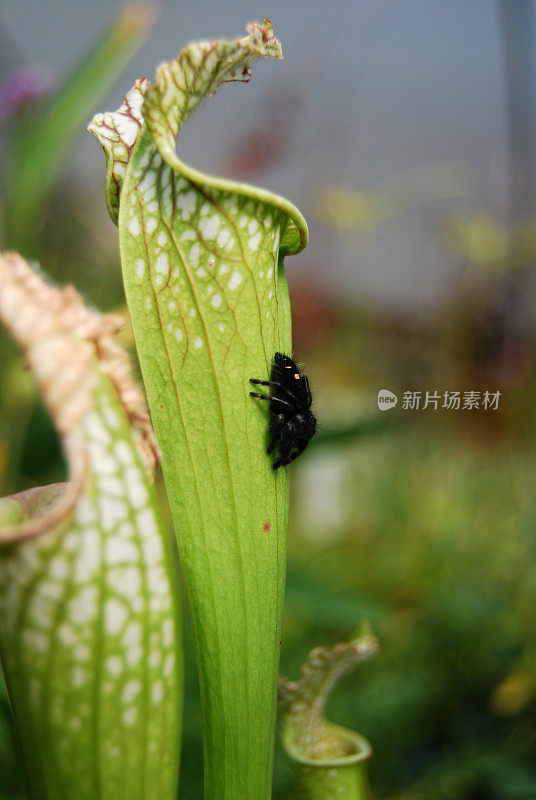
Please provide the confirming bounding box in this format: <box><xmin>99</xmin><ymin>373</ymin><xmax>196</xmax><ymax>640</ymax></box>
<box><xmin>263</xmin><ymin>519</ymin><xmax>271</xmax><ymax>532</ymax></box>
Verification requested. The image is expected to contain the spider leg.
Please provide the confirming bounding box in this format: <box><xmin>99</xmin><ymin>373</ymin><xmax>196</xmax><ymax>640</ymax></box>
<box><xmin>250</xmin><ymin>393</ymin><xmax>294</xmax><ymax>412</ymax></box>
<box><xmin>277</xmin><ymin>414</ymin><xmax>312</xmax><ymax>467</ymax></box>
<box><xmin>273</xmin><ymin>446</ymin><xmax>291</xmax><ymax>470</ymax></box>
<box><xmin>252</xmin><ymin>379</ymin><xmax>292</xmax><ymax>391</ymax></box>
<box><xmin>272</xmin><ymin>420</ymin><xmax>297</xmax><ymax>469</ymax></box>
<box><xmin>269</xmin><ymin>379</ymin><xmax>302</xmax><ymax>404</ymax></box>
<box><xmin>279</xmin><ymin>438</ymin><xmax>308</xmax><ymax>467</ymax></box>
<box><xmin>251</xmin><ymin>377</ymin><xmax>302</xmax><ymax>405</ymax></box>
<box><xmin>268</xmin><ymin>413</ymin><xmax>286</xmax><ymax>453</ymax></box>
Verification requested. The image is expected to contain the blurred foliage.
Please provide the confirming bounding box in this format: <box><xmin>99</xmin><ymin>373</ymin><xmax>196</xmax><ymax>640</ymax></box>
<box><xmin>314</xmin><ymin>162</ymin><xmax>476</xmax><ymax>233</ymax></box>
<box><xmin>442</xmin><ymin>214</ymin><xmax>536</xmax><ymax>272</ymax></box>
<box><xmin>280</xmin><ymin>419</ymin><xmax>536</xmax><ymax>799</ymax></box>
<box><xmin>315</xmin><ymin>163</ymin><xmax>536</xmax><ymax>278</ymax></box>
<box><xmin>0</xmin><ymin>4</ymin><xmax>154</xmax><ymax>500</ymax></box>
<box><xmin>2</xmin><ymin>4</ymin><xmax>155</xmax><ymax>256</ymax></box>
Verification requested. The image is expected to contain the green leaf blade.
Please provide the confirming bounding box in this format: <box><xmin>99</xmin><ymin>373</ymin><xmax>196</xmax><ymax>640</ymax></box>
<box><xmin>96</xmin><ymin>20</ymin><xmax>308</xmax><ymax>800</ymax></box>
<box><xmin>119</xmin><ymin>137</ymin><xmax>291</xmax><ymax>796</ymax></box>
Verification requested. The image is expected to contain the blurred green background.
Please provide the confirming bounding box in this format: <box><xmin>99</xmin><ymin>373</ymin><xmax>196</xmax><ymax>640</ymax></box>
<box><xmin>1</xmin><ymin>2</ymin><xmax>536</xmax><ymax>798</ymax></box>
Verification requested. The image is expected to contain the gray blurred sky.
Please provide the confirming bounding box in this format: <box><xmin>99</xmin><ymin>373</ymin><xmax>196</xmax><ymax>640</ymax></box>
<box><xmin>1</xmin><ymin>1</ymin><xmax>524</xmax><ymax>311</ymax></box>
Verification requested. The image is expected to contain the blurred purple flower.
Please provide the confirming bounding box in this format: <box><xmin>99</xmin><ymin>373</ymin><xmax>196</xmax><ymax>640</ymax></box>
<box><xmin>0</xmin><ymin>68</ymin><xmax>51</xmax><ymax>122</ymax></box>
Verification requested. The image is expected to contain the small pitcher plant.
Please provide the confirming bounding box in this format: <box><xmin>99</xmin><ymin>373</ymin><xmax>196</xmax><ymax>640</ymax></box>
<box><xmin>0</xmin><ymin>19</ymin><xmax>376</xmax><ymax>800</ymax></box>
<box><xmin>279</xmin><ymin>626</ymin><xmax>379</xmax><ymax>800</ymax></box>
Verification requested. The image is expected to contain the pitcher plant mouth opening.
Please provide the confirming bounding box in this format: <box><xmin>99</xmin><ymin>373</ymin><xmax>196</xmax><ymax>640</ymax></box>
<box><xmin>283</xmin><ymin>723</ymin><xmax>373</xmax><ymax>767</ymax></box>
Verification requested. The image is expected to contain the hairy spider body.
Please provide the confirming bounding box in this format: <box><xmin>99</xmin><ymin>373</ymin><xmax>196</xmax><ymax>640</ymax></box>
<box><xmin>250</xmin><ymin>352</ymin><xmax>317</xmax><ymax>469</ymax></box>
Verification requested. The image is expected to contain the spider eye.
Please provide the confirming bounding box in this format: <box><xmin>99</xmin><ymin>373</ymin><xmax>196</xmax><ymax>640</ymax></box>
<box><xmin>294</xmin><ymin>373</ymin><xmax>300</xmax><ymax>379</ymax></box>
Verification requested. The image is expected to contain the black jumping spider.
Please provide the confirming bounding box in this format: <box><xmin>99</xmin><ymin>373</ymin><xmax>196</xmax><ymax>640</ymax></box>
<box><xmin>250</xmin><ymin>352</ymin><xmax>317</xmax><ymax>469</ymax></box>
